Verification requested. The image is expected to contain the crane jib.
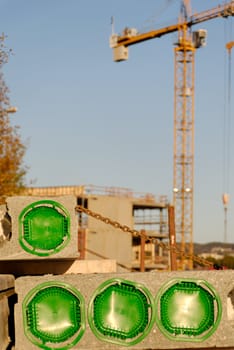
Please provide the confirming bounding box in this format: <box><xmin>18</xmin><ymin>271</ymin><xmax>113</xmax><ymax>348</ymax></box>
<box><xmin>114</xmin><ymin>2</ymin><xmax>234</xmax><ymax>48</ymax></box>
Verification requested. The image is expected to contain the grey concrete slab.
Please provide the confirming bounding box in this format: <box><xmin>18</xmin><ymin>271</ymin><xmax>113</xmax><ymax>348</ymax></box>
<box><xmin>0</xmin><ymin>296</ymin><xmax>10</xmax><ymax>350</ymax></box>
<box><xmin>15</xmin><ymin>270</ymin><xmax>234</xmax><ymax>350</ymax></box>
<box><xmin>0</xmin><ymin>274</ymin><xmax>15</xmax><ymax>291</ymax></box>
<box><xmin>0</xmin><ymin>274</ymin><xmax>15</xmax><ymax>350</ymax></box>
<box><xmin>0</xmin><ymin>196</ymin><xmax>79</xmax><ymax>260</ymax></box>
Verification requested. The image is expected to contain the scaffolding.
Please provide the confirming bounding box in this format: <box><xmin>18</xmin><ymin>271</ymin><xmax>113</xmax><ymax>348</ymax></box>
<box><xmin>23</xmin><ymin>184</ymin><xmax>170</xmax><ymax>271</ymax></box>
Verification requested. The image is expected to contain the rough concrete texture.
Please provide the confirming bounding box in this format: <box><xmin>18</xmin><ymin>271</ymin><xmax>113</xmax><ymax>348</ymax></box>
<box><xmin>15</xmin><ymin>270</ymin><xmax>234</xmax><ymax>350</ymax></box>
<box><xmin>0</xmin><ymin>275</ymin><xmax>15</xmax><ymax>350</ymax></box>
<box><xmin>0</xmin><ymin>274</ymin><xmax>15</xmax><ymax>291</ymax></box>
<box><xmin>0</xmin><ymin>196</ymin><xmax>79</xmax><ymax>260</ymax></box>
<box><xmin>0</xmin><ymin>296</ymin><xmax>10</xmax><ymax>350</ymax></box>
<box><xmin>0</xmin><ymin>205</ymin><xmax>6</xmax><ymax>243</ymax></box>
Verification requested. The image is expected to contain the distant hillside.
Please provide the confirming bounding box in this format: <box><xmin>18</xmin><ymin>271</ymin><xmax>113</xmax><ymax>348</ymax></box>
<box><xmin>194</xmin><ymin>242</ymin><xmax>234</xmax><ymax>255</ymax></box>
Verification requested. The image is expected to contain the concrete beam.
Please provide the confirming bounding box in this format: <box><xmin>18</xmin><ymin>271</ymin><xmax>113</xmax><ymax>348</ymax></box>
<box><xmin>0</xmin><ymin>196</ymin><xmax>79</xmax><ymax>260</ymax></box>
<box><xmin>15</xmin><ymin>270</ymin><xmax>234</xmax><ymax>349</ymax></box>
<box><xmin>0</xmin><ymin>259</ymin><xmax>117</xmax><ymax>276</ymax></box>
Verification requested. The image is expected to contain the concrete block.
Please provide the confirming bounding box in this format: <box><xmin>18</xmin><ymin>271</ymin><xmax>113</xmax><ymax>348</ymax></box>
<box><xmin>0</xmin><ymin>196</ymin><xmax>79</xmax><ymax>260</ymax></box>
<box><xmin>15</xmin><ymin>270</ymin><xmax>234</xmax><ymax>349</ymax></box>
<box><xmin>0</xmin><ymin>274</ymin><xmax>14</xmax><ymax>291</ymax></box>
<box><xmin>0</xmin><ymin>274</ymin><xmax>15</xmax><ymax>350</ymax></box>
<box><xmin>0</xmin><ymin>259</ymin><xmax>117</xmax><ymax>276</ymax></box>
<box><xmin>0</xmin><ymin>296</ymin><xmax>10</xmax><ymax>350</ymax></box>
<box><xmin>57</xmin><ymin>259</ymin><xmax>117</xmax><ymax>274</ymax></box>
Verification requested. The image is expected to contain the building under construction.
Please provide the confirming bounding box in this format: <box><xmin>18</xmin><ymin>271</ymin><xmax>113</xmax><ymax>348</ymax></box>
<box><xmin>24</xmin><ymin>185</ymin><xmax>170</xmax><ymax>272</ymax></box>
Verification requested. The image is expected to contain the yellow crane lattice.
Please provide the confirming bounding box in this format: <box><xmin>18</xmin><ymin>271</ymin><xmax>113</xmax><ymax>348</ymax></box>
<box><xmin>109</xmin><ymin>1</ymin><xmax>234</xmax><ymax>270</ymax></box>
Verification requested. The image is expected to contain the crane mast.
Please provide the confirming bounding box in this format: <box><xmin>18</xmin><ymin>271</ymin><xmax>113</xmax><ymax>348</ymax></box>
<box><xmin>173</xmin><ymin>1</ymin><xmax>195</xmax><ymax>269</ymax></box>
<box><xmin>110</xmin><ymin>1</ymin><xmax>234</xmax><ymax>270</ymax></box>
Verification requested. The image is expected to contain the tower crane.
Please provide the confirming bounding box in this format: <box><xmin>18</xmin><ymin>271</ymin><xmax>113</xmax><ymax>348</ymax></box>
<box><xmin>109</xmin><ymin>1</ymin><xmax>234</xmax><ymax>270</ymax></box>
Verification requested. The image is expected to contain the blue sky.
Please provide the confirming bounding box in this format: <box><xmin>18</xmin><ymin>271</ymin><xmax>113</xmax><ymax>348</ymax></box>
<box><xmin>1</xmin><ymin>0</ymin><xmax>233</xmax><ymax>243</ymax></box>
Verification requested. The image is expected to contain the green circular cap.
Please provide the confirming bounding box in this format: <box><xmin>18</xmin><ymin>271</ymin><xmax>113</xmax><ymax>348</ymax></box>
<box><xmin>88</xmin><ymin>278</ymin><xmax>155</xmax><ymax>346</ymax></box>
<box><xmin>23</xmin><ymin>281</ymin><xmax>85</xmax><ymax>349</ymax></box>
<box><xmin>155</xmin><ymin>278</ymin><xmax>222</xmax><ymax>342</ymax></box>
<box><xmin>19</xmin><ymin>200</ymin><xmax>70</xmax><ymax>256</ymax></box>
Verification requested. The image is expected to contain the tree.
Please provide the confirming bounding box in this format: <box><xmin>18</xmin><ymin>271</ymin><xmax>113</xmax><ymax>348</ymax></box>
<box><xmin>221</xmin><ymin>255</ymin><xmax>234</xmax><ymax>269</ymax></box>
<box><xmin>0</xmin><ymin>35</ymin><xmax>27</xmax><ymax>204</ymax></box>
<box><xmin>205</xmin><ymin>255</ymin><xmax>234</xmax><ymax>270</ymax></box>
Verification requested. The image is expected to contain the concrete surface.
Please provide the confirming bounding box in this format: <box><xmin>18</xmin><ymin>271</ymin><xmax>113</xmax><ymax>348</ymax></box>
<box><xmin>14</xmin><ymin>270</ymin><xmax>234</xmax><ymax>350</ymax></box>
<box><xmin>0</xmin><ymin>274</ymin><xmax>15</xmax><ymax>350</ymax></box>
<box><xmin>0</xmin><ymin>259</ymin><xmax>117</xmax><ymax>276</ymax></box>
<box><xmin>0</xmin><ymin>196</ymin><xmax>79</xmax><ymax>260</ymax></box>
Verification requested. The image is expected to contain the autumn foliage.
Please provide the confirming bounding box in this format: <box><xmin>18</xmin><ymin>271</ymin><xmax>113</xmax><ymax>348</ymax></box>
<box><xmin>0</xmin><ymin>37</ymin><xmax>27</xmax><ymax>204</ymax></box>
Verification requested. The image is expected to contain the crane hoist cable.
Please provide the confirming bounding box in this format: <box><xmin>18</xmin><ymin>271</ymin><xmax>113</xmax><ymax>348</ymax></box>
<box><xmin>141</xmin><ymin>0</ymin><xmax>175</xmax><ymax>31</ymax></box>
<box><xmin>223</xmin><ymin>29</ymin><xmax>233</xmax><ymax>243</ymax></box>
